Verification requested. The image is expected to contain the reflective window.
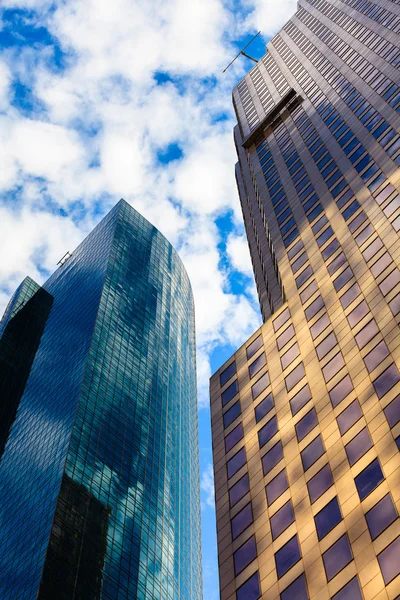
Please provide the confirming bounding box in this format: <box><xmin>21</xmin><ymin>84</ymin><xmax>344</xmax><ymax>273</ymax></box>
<box><xmin>266</xmin><ymin>469</ymin><xmax>289</xmax><ymax>506</ymax></box>
<box><xmin>366</xmin><ymin>494</ymin><xmax>398</xmax><ymax>540</ymax></box>
<box><xmin>337</xmin><ymin>400</ymin><xmax>362</xmax><ymax>435</ymax></box>
<box><xmin>322</xmin><ymin>353</ymin><xmax>345</xmax><ymax>383</ymax></box>
<box><xmin>364</xmin><ymin>341</ymin><xmax>389</xmax><ymax>373</ymax></box>
<box><xmin>355</xmin><ymin>223</ymin><xmax>374</xmax><ymax>246</ymax></box>
<box><xmin>389</xmin><ymin>293</ymin><xmax>400</xmax><ymax>316</ymax></box>
<box><xmin>315</xmin><ymin>497</ymin><xmax>342</xmax><ymax>540</ymax></box>
<box><xmin>362</xmin><ymin>237</ymin><xmax>383</xmax><ymax>262</ymax></box>
<box><xmin>271</xmin><ymin>500</ymin><xmax>295</xmax><ymax>540</ymax></box>
<box><xmin>323</xmin><ymin>534</ymin><xmax>353</xmax><ymax>581</ymax></box>
<box><xmin>273</xmin><ymin>308</ymin><xmax>291</xmax><ymax>332</ymax></box>
<box><xmin>300</xmin><ymin>280</ymin><xmax>318</xmax><ymax>304</ymax></box>
<box><xmin>377</xmin><ymin>535</ymin><xmax>400</xmax><ymax>585</ymax></box>
<box><xmin>340</xmin><ymin>282</ymin><xmax>361</xmax><ymax>309</ymax></box>
<box><xmin>280</xmin><ymin>573</ymin><xmax>308</xmax><ymax>600</ymax></box>
<box><xmin>355</xmin><ymin>319</ymin><xmax>379</xmax><ymax>349</ymax></box>
<box><xmin>285</xmin><ymin>362</ymin><xmax>306</xmax><ymax>392</ymax></box>
<box><xmin>310</xmin><ymin>313</ymin><xmax>330</xmax><ymax>340</ymax></box>
<box><xmin>281</xmin><ymin>343</ymin><xmax>300</xmax><ymax>370</ymax></box>
<box><xmin>222</xmin><ymin>379</ymin><xmax>239</xmax><ymax>406</ymax></box>
<box><xmin>255</xmin><ymin>393</ymin><xmax>274</xmax><ymax>423</ymax></box>
<box><xmin>290</xmin><ymin>384</ymin><xmax>312</xmax><ymax>416</ymax></box>
<box><xmin>229</xmin><ymin>473</ymin><xmax>250</xmax><ymax>508</ymax></box>
<box><xmin>234</xmin><ymin>536</ymin><xmax>257</xmax><ymax>575</ymax></box>
<box><xmin>247</xmin><ymin>335</ymin><xmax>263</xmax><ymax>359</ymax></box>
<box><xmin>371</xmin><ymin>252</ymin><xmax>392</xmax><ymax>277</ymax></box>
<box><xmin>322</xmin><ymin>238</ymin><xmax>340</xmax><ymax>260</ymax></box>
<box><xmin>308</xmin><ymin>463</ymin><xmax>333</xmax><ymax>503</ymax></box>
<box><xmin>301</xmin><ymin>435</ymin><xmax>325</xmax><ymax>471</ymax></box>
<box><xmin>316</xmin><ymin>332</ymin><xmax>337</xmax><ymax>359</ymax></box>
<box><xmin>384</xmin><ymin>395</ymin><xmax>400</xmax><ymax>427</ymax></box>
<box><xmin>312</xmin><ymin>215</ymin><xmax>328</xmax><ymax>234</ymax></box>
<box><xmin>277</xmin><ymin>324</ymin><xmax>295</xmax><ymax>350</ymax></box>
<box><xmin>220</xmin><ymin>361</ymin><xmax>236</xmax><ymax>386</ymax></box>
<box><xmin>227</xmin><ymin>447</ymin><xmax>246</xmax><ymax>479</ymax></box>
<box><xmin>345</xmin><ymin>427</ymin><xmax>372</xmax><ymax>466</ymax></box>
<box><xmin>225</xmin><ymin>423</ymin><xmax>244</xmax><ymax>453</ymax></box>
<box><xmin>249</xmin><ymin>353</ymin><xmax>266</xmax><ymax>379</ymax></box>
<box><xmin>231</xmin><ymin>502</ymin><xmax>253</xmax><ymax>539</ymax></box>
<box><xmin>305</xmin><ymin>296</ymin><xmax>324</xmax><ymax>321</ymax></box>
<box><xmin>379</xmin><ymin>268</ymin><xmax>400</xmax><ymax>296</ymax></box>
<box><xmin>236</xmin><ymin>572</ymin><xmax>260</xmax><ymax>600</ymax></box>
<box><xmin>258</xmin><ymin>416</ymin><xmax>278</xmax><ymax>448</ymax></box>
<box><xmin>316</xmin><ymin>225</ymin><xmax>334</xmax><ymax>246</ymax></box>
<box><xmin>373</xmin><ymin>363</ymin><xmax>400</xmax><ymax>399</ymax></box>
<box><xmin>288</xmin><ymin>239</ymin><xmax>304</xmax><ymax>260</ymax></box>
<box><xmin>223</xmin><ymin>400</ymin><xmax>241</xmax><ymax>428</ymax></box>
<box><xmin>262</xmin><ymin>441</ymin><xmax>283</xmax><ymax>476</ymax></box>
<box><xmin>331</xmin><ymin>576</ymin><xmax>362</xmax><ymax>600</ymax></box>
<box><xmin>355</xmin><ymin>458</ymin><xmax>384</xmax><ymax>501</ymax></box>
<box><xmin>292</xmin><ymin>252</ymin><xmax>308</xmax><ymax>274</ymax></box>
<box><xmin>252</xmin><ymin>372</ymin><xmax>270</xmax><ymax>400</ymax></box>
<box><xmin>329</xmin><ymin>375</ymin><xmax>353</xmax><ymax>407</ymax></box>
<box><xmin>333</xmin><ymin>266</ymin><xmax>353</xmax><ymax>292</ymax></box>
<box><xmin>296</xmin><ymin>265</ymin><xmax>313</xmax><ymax>289</ymax></box>
<box><xmin>327</xmin><ymin>252</ymin><xmax>347</xmax><ymax>276</ymax></box>
<box><xmin>347</xmin><ymin>300</ymin><xmax>369</xmax><ymax>328</ymax></box>
<box><xmin>275</xmin><ymin>535</ymin><xmax>301</xmax><ymax>578</ymax></box>
<box><xmin>296</xmin><ymin>408</ymin><xmax>318</xmax><ymax>442</ymax></box>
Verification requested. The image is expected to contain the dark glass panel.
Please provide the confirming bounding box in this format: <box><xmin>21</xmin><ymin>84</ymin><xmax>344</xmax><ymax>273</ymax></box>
<box><xmin>285</xmin><ymin>363</ymin><xmax>306</xmax><ymax>392</ymax></box>
<box><xmin>231</xmin><ymin>502</ymin><xmax>253</xmax><ymax>539</ymax></box>
<box><xmin>262</xmin><ymin>441</ymin><xmax>283</xmax><ymax>476</ymax></box>
<box><xmin>222</xmin><ymin>379</ymin><xmax>239</xmax><ymax>407</ymax></box>
<box><xmin>288</xmin><ymin>239</ymin><xmax>304</xmax><ymax>260</ymax></box>
<box><xmin>345</xmin><ymin>427</ymin><xmax>372</xmax><ymax>466</ymax></box>
<box><xmin>323</xmin><ymin>534</ymin><xmax>352</xmax><ymax>581</ymax></box>
<box><xmin>236</xmin><ymin>572</ymin><xmax>261</xmax><ymax>600</ymax></box>
<box><xmin>220</xmin><ymin>361</ymin><xmax>236</xmax><ymax>386</ymax></box>
<box><xmin>249</xmin><ymin>353</ymin><xmax>266</xmax><ymax>379</ymax></box>
<box><xmin>307</xmin><ymin>464</ymin><xmax>333</xmax><ymax>503</ymax></box>
<box><xmin>271</xmin><ymin>500</ymin><xmax>294</xmax><ymax>540</ymax></box>
<box><xmin>355</xmin><ymin>458</ymin><xmax>384</xmax><ymax>500</ymax></box>
<box><xmin>310</xmin><ymin>313</ymin><xmax>330</xmax><ymax>340</ymax></box>
<box><xmin>373</xmin><ymin>363</ymin><xmax>400</xmax><ymax>399</ymax></box>
<box><xmin>327</xmin><ymin>252</ymin><xmax>347</xmax><ymax>276</ymax></box>
<box><xmin>365</xmin><ymin>494</ymin><xmax>398</xmax><ymax>540</ymax></box>
<box><xmin>225</xmin><ymin>423</ymin><xmax>244</xmax><ymax>453</ymax></box>
<box><xmin>266</xmin><ymin>470</ymin><xmax>289</xmax><ymax>506</ymax></box>
<box><xmin>322</xmin><ymin>353</ymin><xmax>345</xmax><ymax>383</ymax></box>
<box><xmin>255</xmin><ymin>393</ymin><xmax>274</xmax><ymax>423</ymax></box>
<box><xmin>377</xmin><ymin>536</ymin><xmax>400</xmax><ymax>585</ymax></box>
<box><xmin>273</xmin><ymin>308</ymin><xmax>290</xmax><ymax>332</ymax></box>
<box><xmin>275</xmin><ymin>535</ymin><xmax>301</xmax><ymax>578</ymax></box>
<box><xmin>355</xmin><ymin>223</ymin><xmax>374</xmax><ymax>246</ymax></box>
<box><xmin>277</xmin><ymin>324</ymin><xmax>295</xmax><ymax>350</ymax></box>
<box><xmin>296</xmin><ymin>408</ymin><xmax>318</xmax><ymax>442</ymax></box>
<box><xmin>301</xmin><ymin>435</ymin><xmax>325</xmax><ymax>471</ymax></box>
<box><xmin>371</xmin><ymin>252</ymin><xmax>392</xmax><ymax>277</ymax></box>
<box><xmin>305</xmin><ymin>296</ymin><xmax>324</xmax><ymax>321</ymax></box>
<box><xmin>223</xmin><ymin>400</ymin><xmax>241</xmax><ymax>428</ymax></box>
<box><xmin>329</xmin><ymin>375</ymin><xmax>353</xmax><ymax>407</ymax></box>
<box><xmin>315</xmin><ymin>497</ymin><xmax>342</xmax><ymax>540</ymax></box>
<box><xmin>364</xmin><ymin>341</ymin><xmax>390</xmax><ymax>373</ymax></box>
<box><xmin>234</xmin><ymin>536</ymin><xmax>257</xmax><ymax>575</ymax></box>
<box><xmin>332</xmin><ymin>577</ymin><xmax>362</xmax><ymax>600</ymax></box>
<box><xmin>300</xmin><ymin>280</ymin><xmax>318</xmax><ymax>304</ymax></box>
<box><xmin>316</xmin><ymin>225</ymin><xmax>334</xmax><ymax>246</ymax></box>
<box><xmin>355</xmin><ymin>319</ymin><xmax>379</xmax><ymax>349</ymax></box>
<box><xmin>347</xmin><ymin>300</ymin><xmax>369</xmax><ymax>328</ymax></box>
<box><xmin>252</xmin><ymin>372</ymin><xmax>270</xmax><ymax>400</ymax></box>
<box><xmin>246</xmin><ymin>335</ymin><xmax>263</xmax><ymax>359</ymax></box>
<box><xmin>333</xmin><ymin>266</ymin><xmax>353</xmax><ymax>292</ymax></box>
<box><xmin>340</xmin><ymin>283</ymin><xmax>361</xmax><ymax>309</ymax></box>
<box><xmin>292</xmin><ymin>252</ymin><xmax>308</xmax><ymax>274</ymax></box>
<box><xmin>229</xmin><ymin>473</ymin><xmax>250</xmax><ymax>508</ymax></box>
<box><xmin>337</xmin><ymin>400</ymin><xmax>362</xmax><ymax>435</ymax></box>
<box><xmin>384</xmin><ymin>395</ymin><xmax>400</xmax><ymax>427</ymax></box>
<box><xmin>290</xmin><ymin>384</ymin><xmax>312</xmax><ymax>416</ymax></box>
<box><xmin>258</xmin><ymin>416</ymin><xmax>278</xmax><ymax>448</ymax></box>
<box><xmin>227</xmin><ymin>447</ymin><xmax>246</xmax><ymax>479</ymax></box>
<box><xmin>280</xmin><ymin>573</ymin><xmax>308</xmax><ymax>600</ymax></box>
<box><xmin>281</xmin><ymin>343</ymin><xmax>300</xmax><ymax>370</ymax></box>
<box><xmin>389</xmin><ymin>293</ymin><xmax>400</xmax><ymax>316</ymax></box>
<box><xmin>296</xmin><ymin>265</ymin><xmax>313</xmax><ymax>289</ymax></box>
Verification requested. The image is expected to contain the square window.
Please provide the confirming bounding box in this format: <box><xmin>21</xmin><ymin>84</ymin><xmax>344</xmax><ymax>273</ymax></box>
<box><xmin>258</xmin><ymin>416</ymin><xmax>278</xmax><ymax>448</ymax></box>
<box><xmin>227</xmin><ymin>447</ymin><xmax>246</xmax><ymax>479</ymax></box>
<box><xmin>229</xmin><ymin>473</ymin><xmax>250</xmax><ymax>508</ymax></box>
<box><xmin>285</xmin><ymin>362</ymin><xmax>306</xmax><ymax>392</ymax></box>
<box><xmin>355</xmin><ymin>319</ymin><xmax>379</xmax><ymax>349</ymax></box>
<box><xmin>273</xmin><ymin>308</ymin><xmax>291</xmax><ymax>332</ymax></box>
<box><xmin>310</xmin><ymin>313</ymin><xmax>330</xmax><ymax>340</ymax></box>
<box><xmin>222</xmin><ymin>379</ymin><xmax>239</xmax><ymax>407</ymax></box>
<box><xmin>355</xmin><ymin>458</ymin><xmax>384</xmax><ymax>501</ymax></box>
<box><xmin>249</xmin><ymin>352</ymin><xmax>267</xmax><ymax>378</ymax></box>
<box><xmin>296</xmin><ymin>408</ymin><xmax>318</xmax><ymax>442</ymax></box>
<box><xmin>373</xmin><ymin>363</ymin><xmax>400</xmax><ymax>399</ymax></box>
<box><xmin>366</xmin><ymin>493</ymin><xmax>398</xmax><ymax>540</ymax></box>
<box><xmin>337</xmin><ymin>400</ymin><xmax>362</xmax><ymax>434</ymax></box>
<box><xmin>232</xmin><ymin>502</ymin><xmax>253</xmax><ymax>539</ymax></box>
<box><xmin>308</xmin><ymin>463</ymin><xmax>334</xmax><ymax>503</ymax></box>
<box><xmin>331</xmin><ymin>576</ymin><xmax>362</xmax><ymax>600</ymax></box>
<box><xmin>364</xmin><ymin>340</ymin><xmax>390</xmax><ymax>372</ymax></box>
<box><xmin>305</xmin><ymin>296</ymin><xmax>324</xmax><ymax>321</ymax></box>
<box><xmin>234</xmin><ymin>536</ymin><xmax>257</xmax><ymax>575</ymax></box>
<box><xmin>323</xmin><ymin>534</ymin><xmax>353</xmax><ymax>581</ymax></box>
<box><xmin>301</xmin><ymin>435</ymin><xmax>325</xmax><ymax>471</ymax></box>
<box><xmin>262</xmin><ymin>441</ymin><xmax>283</xmax><ymax>476</ymax></box>
<box><xmin>280</xmin><ymin>573</ymin><xmax>308</xmax><ymax>600</ymax></box>
<box><xmin>225</xmin><ymin>423</ymin><xmax>244</xmax><ymax>453</ymax></box>
<box><xmin>255</xmin><ymin>393</ymin><xmax>274</xmax><ymax>423</ymax></box>
<box><xmin>236</xmin><ymin>571</ymin><xmax>261</xmax><ymax>600</ymax></box>
<box><xmin>377</xmin><ymin>535</ymin><xmax>400</xmax><ymax>585</ymax></box>
<box><xmin>281</xmin><ymin>343</ymin><xmax>300</xmax><ymax>370</ymax></box>
<box><xmin>316</xmin><ymin>332</ymin><xmax>337</xmax><ymax>359</ymax></box>
<box><xmin>271</xmin><ymin>500</ymin><xmax>295</xmax><ymax>540</ymax></box>
<box><xmin>322</xmin><ymin>352</ymin><xmax>345</xmax><ymax>383</ymax></box>
<box><xmin>345</xmin><ymin>427</ymin><xmax>373</xmax><ymax>466</ymax></box>
<box><xmin>220</xmin><ymin>361</ymin><xmax>236</xmax><ymax>386</ymax></box>
<box><xmin>247</xmin><ymin>335</ymin><xmax>263</xmax><ymax>359</ymax></box>
<box><xmin>340</xmin><ymin>283</ymin><xmax>361</xmax><ymax>309</ymax></box>
<box><xmin>290</xmin><ymin>384</ymin><xmax>312</xmax><ymax>416</ymax></box>
<box><xmin>315</xmin><ymin>497</ymin><xmax>342</xmax><ymax>540</ymax></box>
<box><xmin>347</xmin><ymin>300</ymin><xmax>369</xmax><ymax>328</ymax></box>
<box><xmin>266</xmin><ymin>469</ymin><xmax>289</xmax><ymax>506</ymax></box>
<box><xmin>277</xmin><ymin>324</ymin><xmax>295</xmax><ymax>350</ymax></box>
<box><xmin>223</xmin><ymin>401</ymin><xmax>241</xmax><ymax>428</ymax></box>
<box><xmin>275</xmin><ymin>535</ymin><xmax>301</xmax><ymax>578</ymax></box>
<box><xmin>252</xmin><ymin>372</ymin><xmax>270</xmax><ymax>400</ymax></box>
<box><xmin>384</xmin><ymin>394</ymin><xmax>400</xmax><ymax>427</ymax></box>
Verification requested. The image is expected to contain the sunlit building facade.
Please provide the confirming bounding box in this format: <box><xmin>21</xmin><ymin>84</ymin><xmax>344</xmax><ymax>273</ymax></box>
<box><xmin>211</xmin><ymin>1</ymin><xmax>400</xmax><ymax>598</ymax></box>
<box><xmin>0</xmin><ymin>200</ymin><xmax>202</xmax><ymax>600</ymax></box>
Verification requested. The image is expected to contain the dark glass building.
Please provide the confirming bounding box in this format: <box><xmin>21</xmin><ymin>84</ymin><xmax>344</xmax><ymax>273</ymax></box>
<box><xmin>211</xmin><ymin>2</ymin><xmax>400</xmax><ymax>599</ymax></box>
<box><xmin>0</xmin><ymin>200</ymin><xmax>202</xmax><ymax>600</ymax></box>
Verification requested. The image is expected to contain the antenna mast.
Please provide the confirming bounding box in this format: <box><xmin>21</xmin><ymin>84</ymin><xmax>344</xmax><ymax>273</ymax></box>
<box><xmin>223</xmin><ymin>31</ymin><xmax>261</xmax><ymax>73</ymax></box>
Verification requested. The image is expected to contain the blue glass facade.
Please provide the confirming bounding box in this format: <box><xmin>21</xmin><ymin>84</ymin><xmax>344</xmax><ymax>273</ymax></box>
<box><xmin>0</xmin><ymin>200</ymin><xmax>202</xmax><ymax>599</ymax></box>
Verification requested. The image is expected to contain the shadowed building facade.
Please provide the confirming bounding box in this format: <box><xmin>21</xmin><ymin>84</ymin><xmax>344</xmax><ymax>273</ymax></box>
<box><xmin>0</xmin><ymin>200</ymin><xmax>202</xmax><ymax>600</ymax></box>
<box><xmin>211</xmin><ymin>1</ymin><xmax>400</xmax><ymax>599</ymax></box>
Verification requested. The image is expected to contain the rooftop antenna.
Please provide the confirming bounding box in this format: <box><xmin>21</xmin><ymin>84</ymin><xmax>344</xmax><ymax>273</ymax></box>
<box><xmin>223</xmin><ymin>31</ymin><xmax>262</xmax><ymax>73</ymax></box>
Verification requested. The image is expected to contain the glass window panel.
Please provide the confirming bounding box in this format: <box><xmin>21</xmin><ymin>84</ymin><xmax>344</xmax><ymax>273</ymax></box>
<box><xmin>322</xmin><ymin>353</ymin><xmax>345</xmax><ymax>383</ymax></box>
<box><xmin>329</xmin><ymin>374</ymin><xmax>353</xmax><ymax>407</ymax></box>
<box><xmin>296</xmin><ymin>408</ymin><xmax>318</xmax><ymax>442</ymax></box>
<box><xmin>371</xmin><ymin>252</ymin><xmax>393</xmax><ymax>277</ymax></box>
<box><xmin>323</xmin><ymin>534</ymin><xmax>353</xmax><ymax>581</ymax></box>
<box><xmin>292</xmin><ymin>252</ymin><xmax>308</xmax><ymax>274</ymax></box>
<box><xmin>300</xmin><ymin>279</ymin><xmax>318</xmax><ymax>304</ymax></box>
<box><xmin>389</xmin><ymin>293</ymin><xmax>400</xmax><ymax>316</ymax></box>
<box><xmin>345</xmin><ymin>427</ymin><xmax>373</xmax><ymax>466</ymax></box>
<box><xmin>255</xmin><ymin>393</ymin><xmax>274</xmax><ymax>423</ymax></box>
<box><xmin>220</xmin><ymin>361</ymin><xmax>236</xmax><ymax>386</ymax></box>
<box><xmin>273</xmin><ymin>308</ymin><xmax>290</xmax><ymax>332</ymax></box>
<box><xmin>379</xmin><ymin>268</ymin><xmax>400</xmax><ymax>296</ymax></box>
<box><xmin>222</xmin><ymin>379</ymin><xmax>239</xmax><ymax>407</ymax></box>
<box><xmin>355</xmin><ymin>319</ymin><xmax>379</xmax><ymax>349</ymax></box>
<box><xmin>280</xmin><ymin>573</ymin><xmax>308</xmax><ymax>600</ymax></box>
<box><xmin>225</xmin><ymin>423</ymin><xmax>244</xmax><ymax>453</ymax></box>
<box><xmin>249</xmin><ymin>352</ymin><xmax>267</xmax><ymax>379</ymax></box>
<box><xmin>284</xmin><ymin>227</ymin><xmax>300</xmax><ymax>248</ymax></box>
<box><xmin>281</xmin><ymin>343</ymin><xmax>300</xmax><ymax>370</ymax></box>
<box><xmin>377</xmin><ymin>536</ymin><xmax>400</xmax><ymax>585</ymax></box>
<box><xmin>347</xmin><ymin>300</ymin><xmax>369</xmax><ymax>328</ymax></box>
<box><xmin>337</xmin><ymin>400</ymin><xmax>362</xmax><ymax>434</ymax></box>
<box><xmin>277</xmin><ymin>324</ymin><xmax>295</xmax><ymax>350</ymax></box>
<box><xmin>262</xmin><ymin>441</ymin><xmax>283</xmax><ymax>476</ymax></box>
<box><xmin>223</xmin><ymin>400</ymin><xmax>241</xmax><ymax>428</ymax></box>
<box><xmin>327</xmin><ymin>252</ymin><xmax>347</xmax><ymax>276</ymax></box>
<box><xmin>373</xmin><ymin>363</ymin><xmax>400</xmax><ymax>399</ymax></box>
<box><xmin>234</xmin><ymin>536</ymin><xmax>257</xmax><ymax>575</ymax></box>
<box><xmin>312</xmin><ymin>215</ymin><xmax>328</xmax><ymax>235</ymax></box>
<box><xmin>231</xmin><ymin>502</ymin><xmax>253</xmax><ymax>539</ymax></box>
<box><xmin>355</xmin><ymin>458</ymin><xmax>384</xmax><ymax>500</ymax></box>
<box><xmin>355</xmin><ymin>223</ymin><xmax>374</xmax><ymax>246</ymax></box>
<box><xmin>396</xmin><ymin>436</ymin><xmax>400</xmax><ymax>451</ymax></box>
<box><xmin>258</xmin><ymin>416</ymin><xmax>278</xmax><ymax>448</ymax></box>
<box><xmin>332</xmin><ymin>577</ymin><xmax>363</xmax><ymax>600</ymax></box>
<box><xmin>229</xmin><ymin>473</ymin><xmax>250</xmax><ymax>508</ymax></box>
<box><xmin>310</xmin><ymin>313</ymin><xmax>330</xmax><ymax>340</ymax></box>
<box><xmin>308</xmin><ymin>463</ymin><xmax>334</xmax><ymax>503</ymax></box>
<box><xmin>301</xmin><ymin>435</ymin><xmax>325</xmax><ymax>471</ymax></box>
<box><xmin>252</xmin><ymin>372</ymin><xmax>270</xmax><ymax>400</ymax></box>
<box><xmin>247</xmin><ymin>335</ymin><xmax>263</xmax><ymax>359</ymax></box>
<box><xmin>227</xmin><ymin>447</ymin><xmax>246</xmax><ymax>479</ymax></box>
<box><xmin>316</xmin><ymin>225</ymin><xmax>334</xmax><ymax>246</ymax></box>
<box><xmin>340</xmin><ymin>283</ymin><xmax>361</xmax><ymax>309</ymax></box>
<box><xmin>315</xmin><ymin>497</ymin><xmax>342</xmax><ymax>540</ymax></box>
<box><xmin>305</xmin><ymin>296</ymin><xmax>324</xmax><ymax>321</ymax></box>
<box><xmin>275</xmin><ymin>535</ymin><xmax>301</xmax><ymax>578</ymax></box>
<box><xmin>236</xmin><ymin>572</ymin><xmax>261</xmax><ymax>600</ymax></box>
<box><xmin>290</xmin><ymin>384</ymin><xmax>312</xmax><ymax>416</ymax></box>
<box><xmin>316</xmin><ymin>332</ymin><xmax>337</xmax><ymax>359</ymax></box>
<box><xmin>362</xmin><ymin>237</ymin><xmax>383</xmax><ymax>262</ymax></box>
<box><xmin>285</xmin><ymin>362</ymin><xmax>306</xmax><ymax>392</ymax></box>
<box><xmin>384</xmin><ymin>395</ymin><xmax>400</xmax><ymax>428</ymax></box>
<box><xmin>296</xmin><ymin>265</ymin><xmax>313</xmax><ymax>288</ymax></box>
<box><xmin>375</xmin><ymin>183</ymin><xmax>396</xmax><ymax>205</ymax></box>
<box><xmin>322</xmin><ymin>238</ymin><xmax>340</xmax><ymax>260</ymax></box>
<box><xmin>333</xmin><ymin>266</ymin><xmax>353</xmax><ymax>292</ymax></box>
<box><xmin>266</xmin><ymin>469</ymin><xmax>289</xmax><ymax>506</ymax></box>
<box><xmin>364</xmin><ymin>340</ymin><xmax>390</xmax><ymax>373</ymax></box>
<box><xmin>366</xmin><ymin>494</ymin><xmax>398</xmax><ymax>540</ymax></box>
<box><xmin>288</xmin><ymin>239</ymin><xmax>304</xmax><ymax>260</ymax></box>
<box><xmin>383</xmin><ymin>195</ymin><xmax>400</xmax><ymax>218</ymax></box>
<box><xmin>271</xmin><ymin>500</ymin><xmax>295</xmax><ymax>540</ymax></box>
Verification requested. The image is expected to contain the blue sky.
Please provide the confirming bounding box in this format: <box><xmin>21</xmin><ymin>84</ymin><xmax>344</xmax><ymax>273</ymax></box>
<box><xmin>0</xmin><ymin>0</ymin><xmax>296</xmax><ymax>596</ymax></box>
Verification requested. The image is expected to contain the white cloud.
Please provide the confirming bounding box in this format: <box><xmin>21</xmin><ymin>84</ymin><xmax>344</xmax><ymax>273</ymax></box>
<box><xmin>201</xmin><ymin>463</ymin><xmax>215</xmax><ymax>510</ymax></box>
<box><xmin>244</xmin><ymin>0</ymin><xmax>297</xmax><ymax>38</ymax></box>
<box><xmin>226</xmin><ymin>231</ymin><xmax>253</xmax><ymax>277</ymax></box>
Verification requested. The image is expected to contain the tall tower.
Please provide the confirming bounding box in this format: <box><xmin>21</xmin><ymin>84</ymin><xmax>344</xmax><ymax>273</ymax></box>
<box><xmin>0</xmin><ymin>200</ymin><xmax>202</xmax><ymax>600</ymax></box>
<box><xmin>211</xmin><ymin>2</ymin><xmax>400</xmax><ymax>599</ymax></box>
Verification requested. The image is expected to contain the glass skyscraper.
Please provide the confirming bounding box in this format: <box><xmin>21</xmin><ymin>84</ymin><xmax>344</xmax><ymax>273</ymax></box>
<box><xmin>0</xmin><ymin>200</ymin><xmax>202</xmax><ymax>600</ymax></box>
<box><xmin>211</xmin><ymin>1</ymin><xmax>400</xmax><ymax>599</ymax></box>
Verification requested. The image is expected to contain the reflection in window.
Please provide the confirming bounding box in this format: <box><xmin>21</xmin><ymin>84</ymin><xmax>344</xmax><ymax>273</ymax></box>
<box><xmin>273</xmin><ymin>308</ymin><xmax>291</xmax><ymax>332</ymax></box>
<box><xmin>373</xmin><ymin>363</ymin><xmax>400</xmax><ymax>399</ymax></box>
<box><xmin>255</xmin><ymin>393</ymin><xmax>274</xmax><ymax>423</ymax></box>
<box><xmin>355</xmin><ymin>319</ymin><xmax>379</xmax><ymax>349</ymax></box>
<box><xmin>329</xmin><ymin>375</ymin><xmax>353</xmax><ymax>407</ymax></box>
<box><xmin>249</xmin><ymin>353</ymin><xmax>267</xmax><ymax>379</ymax></box>
<box><xmin>295</xmin><ymin>408</ymin><xmax>318</xmax><ymax>442</ymax></box>
<box><xmin>246</xmin><ymin>335</ymin><xmax>263</xmax><ymax>360</ymax></box>
<box><xmin>271</xmin><ymin>500</ymin><xmax>294</xmax><ymax>540</ymax></box>
<box><xmin>315</xmin><ymin>497</ymin><xmax>342</xmax><ymax>540</ymax></box>
<box><xmin>275</xmin><ymin>535</ymin><xmax>301</xmax><ymax>578</ymax></box>
<box><xmin>258</xmin><ymin>416</ymin><xmax>278</xmax><ymax>448</ymax></box>
<box><xmin>323</xmin><ymin>534</ymin><xmax>353</xmax><ymax>581</ymax></box>
<box><xmin>290</xmin><ymin>384</ymin><xmax>312</xmax><ymax>416</ymax></box>
<box><xmin>377</xmin><ymin>535</ymin><xmax>400</xmax><ymax>585</ymax></box>
<box><xmin>301</xmin><ymin>435</ymin><xmax>325</xmax><ymax>471</ymax></box>
<box><xmin>277</xmin><ymin>324</ymin><xmax>295</xmax><ymax>350</ymax></box>
<box><xmin>222</xmin><ymin>379</ymin><xmax>239</xmax><ymax>407</ymax></box>
<box><xmin>231</xmin><ymin>502</ymin><xmax>253</xmax><ymax>540</ymax></box>
<box><xmin>345</xmin><ymin>427</ymin><xmax>372</xmax><ymax>466</ymax></box>
<box><xmin>331</xmin><ymin>576</ymin><xmax>362</xmax><ymax>600</ymax></box>
<box><xmin>225</xmin><ymin>423</ymin><xmax>244</xmax><ymax>453</ymax></box>
<box><xmin>337</xmin><ymin>400</ymin><xmax>362</xmax><ymax>435</ymax></box>
<box><xmin>252</xmin><ymin>372</ymin><xmax>270</xmax><ymax>400</ymax></box>
<box><xmin>285</xmin><ymin>363</ymin><xmax>306</xmax><ymax>392</ymax></box>
<box><xmin>280</xmin><ymin>573</ymin><xmax>308</xmax><ymax>600</ymax></box>
<box><xmin>281</xmin><ymin>343</ymin><xmax>300</xmax><ymax>370</ymax></box>
<box><xmin>229</xmin><ymin>473</ymin><xmax>249</xmax><ymax>508</ymax></box>
<box><xmin>384</xmin><ymin>395</ymin><xmax>400</xmax><ymax>427</ymax></box>
<box><xmin>236</xmin><ymin>571</ymin><xmax>261</xmax><ymax>600</ymax></box>
<box><xmin>223</xmin><ymin>401</ymin><xmax>241</xmax><ymax>428</ymax></box>
<box><xmin>365</xmin><ymin>494</ymin><xmax>398</xmax><ymax>540</ymax></box>
<box><xmin>220</xmin><ymin>361</ymin><xmax>236</xmax><ymax>386</ymax></box>
<box><xmin>262</xmin><ymin>441</ymin><xmax>283</xmax><ymax>476</ymax></box>
<box><xmin>364</xmin><ymin>340</ymin><xmax>389</xmax><ymax>373</ymax></box>
<box><xmin>355</xmin><ymin>458</ymin><xmax>384</xmax><ymax>501</ymax></box>
<box><xmin>307</xmin><ymin>464</ymin><xmax>333</xmax><ymax>503</ymax></box>
<box><xmin>227</xmin><ymin>447</ymin><xmax>246</xmax><ymax>479</ymax></box>
<box><xmin>234</xmin><ymin>536</ymin><xmax>257</xmax><ymax>575</ymax></box>
<box><xmin>322</xmin><ymin>353</ymin><xmax>345</xmax><ymax>383</ymax></box>
<box><xmin>266</xmin><ymin>469</ymin><xmax>289</xmax><ymax>506</ymax></box>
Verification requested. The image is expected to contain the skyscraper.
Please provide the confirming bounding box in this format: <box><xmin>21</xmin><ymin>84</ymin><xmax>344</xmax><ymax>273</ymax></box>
<box><xmin>0</xmin><ymin>200</ymin><xmax>202</xmax><ymax>600</ymax></box>
<box><xmin>211</xmin><ymin>2</ymin><xmax>400</xmax><ymax>599</ymax></box>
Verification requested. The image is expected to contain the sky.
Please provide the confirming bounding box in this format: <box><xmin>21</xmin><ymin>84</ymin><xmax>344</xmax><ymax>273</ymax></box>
<box><xmin>0</xmin><ymin>0</ymin><xmax>296</xmax><ymax>596</ymax></box>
